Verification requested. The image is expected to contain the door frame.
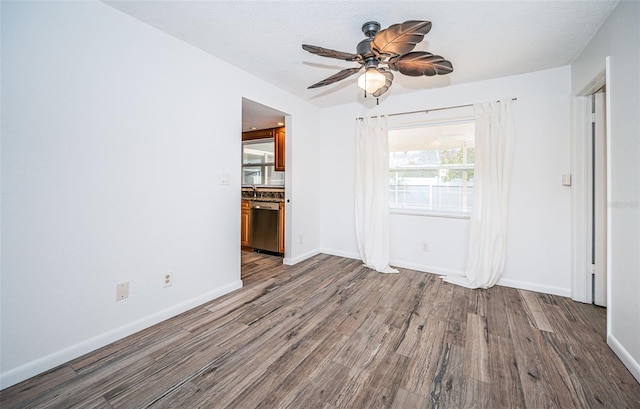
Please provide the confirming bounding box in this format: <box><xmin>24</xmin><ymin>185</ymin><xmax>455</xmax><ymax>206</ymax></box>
<box><xmin>571</xmin><ymin>57</ymin><xmax>611</xmax><ymax>309</ymax></box>
<box><xmin>591</xmin><ymin>90</ymin><xmax>607</xmax><ymax>306</ymax></box>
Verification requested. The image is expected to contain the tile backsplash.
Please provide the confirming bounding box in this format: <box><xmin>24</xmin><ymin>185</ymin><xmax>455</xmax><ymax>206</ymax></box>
<box><xmin>241</xmin><ymin>188</ymin><xmax>285</xmax><ymax>202</ymax></box>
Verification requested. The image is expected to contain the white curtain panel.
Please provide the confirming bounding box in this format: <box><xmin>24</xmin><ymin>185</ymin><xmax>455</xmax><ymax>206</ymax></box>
<box><xmin>443</xmin><ymin>99</ymin><xmax>516</xmax><ymax>288</ymax></box>
<box><xmin>355</xmin><ymin>116</ymin><xmax>399</xmax><ymax>274</ymax></box>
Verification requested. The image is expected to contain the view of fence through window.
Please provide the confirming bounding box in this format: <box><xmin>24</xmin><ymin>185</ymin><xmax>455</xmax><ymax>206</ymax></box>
<box><xmin>388</xmin><ymin>120</ymin><xmax>475</xmax><ymax>214</ymax></box>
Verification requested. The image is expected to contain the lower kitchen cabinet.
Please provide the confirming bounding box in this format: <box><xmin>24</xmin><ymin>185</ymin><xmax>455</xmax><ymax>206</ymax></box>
<box><xmin>241</xmin><ymin>199</ymin><xmax>284</xmax><ymax>256</ymax></box>
<box><xmin>279</xmin><ymin>202</ymin><xmax>285</xmax><ymax>254</ymax></box>
<box><xmin>241</xmin><ymin>200</ymin><xmax>251</xmax><ymax>247</ymax></box>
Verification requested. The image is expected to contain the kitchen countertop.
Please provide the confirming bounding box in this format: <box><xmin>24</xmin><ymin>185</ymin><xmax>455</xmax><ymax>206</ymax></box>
<box><xmin>241</xmin><ymin>187</ymin><xmax>285</xmax><ymax>202</ymax></box>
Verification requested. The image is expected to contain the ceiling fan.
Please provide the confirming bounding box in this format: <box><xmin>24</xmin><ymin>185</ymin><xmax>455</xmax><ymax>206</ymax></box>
<box><xmin>302</xmin><ymin>20</ymin><xmax>453</xmax><ymax>98</ymax></box>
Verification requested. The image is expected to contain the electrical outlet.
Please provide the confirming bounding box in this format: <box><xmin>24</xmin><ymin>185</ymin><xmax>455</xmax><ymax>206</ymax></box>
<box><xmin>421</xmin><ymin>242</ymin><xmax>430</xmax><ymax>253</ymax></box>
<box><xmin>299</xmin><ymin>234</ymin><xmax>304</xmax><ymax>244</ymax></box>
<box><xmin>164</xmin><ymin>273</ymin><xmax>172</xmax><ymax>288</ymax></box>
<box><xmin>116</xmin><ymin>281</ymin><xmax>129</xmax><ymax>301</ymax></box>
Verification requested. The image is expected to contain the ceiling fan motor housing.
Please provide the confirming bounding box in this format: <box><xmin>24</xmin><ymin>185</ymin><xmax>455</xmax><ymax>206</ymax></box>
<box><xmin>361</xmin><ymin>21</ymin><xmax>381</xmax><ymax>37</ymax></box>
<box><xmin>357</xmin><ymin>38</ymin><xmax>374</xmax><ymax>58</ymax></box>
<box><xmin>358</xmin><ymin>22</ymin><xmax>381</xmax><ymax>64</ymax></box>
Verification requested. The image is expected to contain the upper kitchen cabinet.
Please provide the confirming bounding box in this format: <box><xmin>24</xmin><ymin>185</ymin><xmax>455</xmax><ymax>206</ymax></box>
<box><xmin>274</xmin><ymin>127</ymin><xmax>285</xmax><ymax>172</ymax></box>
<box><xmin>242</xmin><ymin>128</ymin><xmax>274</xmax><ymax>141</ymax></box>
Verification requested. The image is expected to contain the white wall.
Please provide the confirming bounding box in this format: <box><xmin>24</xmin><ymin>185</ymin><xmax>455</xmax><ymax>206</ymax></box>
<box><xmin>0</xmin><ymin>0</ymin><xmax>321</xmax><ymax>388</ymax></box>
<box><xmin>571</xmin><ymin>1</ymin><xmax>640</xmax><ymax>382</ymax></box>
<box><xmin>320</xmin><ymin>66</ymin><xmax>572</xmax><ymax>296</ymax></box>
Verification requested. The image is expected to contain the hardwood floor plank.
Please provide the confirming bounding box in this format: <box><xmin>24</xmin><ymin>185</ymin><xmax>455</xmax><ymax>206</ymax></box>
<box><xmin>394</xmin><ymin>312</ymin><xmax>426</xmax><ymax>358</ymax></box>
<box><xmin>460</xmin><ymin>376</ymin><xmax>492</xmax><ymax>409</ymax></box>
<box><xmin>519</xmin><ymin>289</ymin><xmax>554</xmax><ymax>332</ymax></box>
<box><xmin>486</xmin><ymin>285</ymin><xmax>511</xmax><ymax>339</ymax></box>
<box><xmin>0</xmin><ymin>365</ymin><xmax>77</xmax><ymax>409</ymax></box>
<box><xmin>255</xmin><ymin>332</ymin><xmax>349</xmax><ymax>408</ymax></box>
<box><xmin>334</xmin><ymin>287</ymin><xmax>385</xmax><ymax>337</ymax></box>
<box><xmin>468</xmin><ymin>286</ymin><xmax>488</xmax><ymax>316</ymax></box>
<box><xmin>332</xmin><ymin>307</ymin><xmax>395</xmax><ymax>370</ymax></box>
<box><xmin>545</xmin><ymin>302</ymin><xmax>640</xmax><ymax>408</ymax></box>
<box><xmin>504</xmin><ymin>287</ymin><xmax>563</xmax><ymax>408</ymax></box>
<box><xmin>283</xmin><ymin>361</ymin><xmax>353</xmax><ymax>408</ymax></box>
<box><xmin>181</xmin><ymin>279</ymin><xmax>277</xmax><ymax>333</ymax></box>
<box><xmin>400</xmin><ymin>316</ymin><xmax>448</xmax><ymax>396</ymax></box>
<box><xmin>171</xmin><ymin>272</ymin><xmax>361</xmax><ymax>407</ymax></box>
<box><xmin>445</xmin><ymin>284</ymin><xmax>471</xmax><ymax>346</ymax></box>
<box><xmin>391</xmin><ymin>387</ymin><xmax>424</xmax><ymax>408</ymax></box>
<box><xmin>463</xmin><ymin>312</ymin><xmax>490</xmax><ymax>383</ymax></box>
<box><xmin>382</xmin><ymin>272</ymin><xmax>428</xmax><ymax>331</ymax></box>
<box><xmin>222</xmin><ymin>330</ymin><xmax>348</xmax><ymax>408</ymax></box>
<box><xmin>429</xmin><ymin>281</ymin><xmax>454</xmax><ymax>320</ymax></box>
<box><xmin>488</xmin><ymin>334</ymin><xmax>526</xmax><ymax>408</ymax></box>
<box><xmin>2</xmin><ymin>253</ymin><xmax>639</xmax><ymax>409</ymax></box>
<box><xmin>430</xmin><ymin>342</ymin><xmax>464</xmax><ymax>408</ymax></box>
<box><xmin>67</xmin><ymin>396</ymin><xmax>113</xmax><ymax>409</ymax></box>
<box><xmin>106</xmin><ymin>342</ymin><xmax>225</xmax><ymax>408</ymax></box>
<box><xmin>334</xmin><ymin>347</ymin><xmax>409</xmax><ymax>409</ymax></box>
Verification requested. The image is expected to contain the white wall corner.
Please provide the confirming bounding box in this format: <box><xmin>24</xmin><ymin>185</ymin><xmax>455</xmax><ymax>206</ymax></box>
<box><xmin>283</xmin><ymin>249</ymin><xmax>321</xmax><ymax>266</ymax></box>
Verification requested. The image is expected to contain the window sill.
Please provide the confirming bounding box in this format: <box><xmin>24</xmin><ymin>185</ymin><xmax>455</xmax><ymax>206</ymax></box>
<box><xmin>390</xmin><ymin>208</ymin><xmax>471</xmax><ymax>220</ymax></box>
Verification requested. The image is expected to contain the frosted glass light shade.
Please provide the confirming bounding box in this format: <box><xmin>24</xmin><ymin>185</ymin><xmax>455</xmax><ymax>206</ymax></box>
<box><xmin>357</xmin><ymin>69</ymin><xmax>386</xmax><ymax>94</ymax></box>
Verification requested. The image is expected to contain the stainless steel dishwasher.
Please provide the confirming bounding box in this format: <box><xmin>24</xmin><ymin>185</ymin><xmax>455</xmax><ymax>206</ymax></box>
<box><xmin>250</xmin><ymin>201</ymin><xmax>280</xmax><ymax>254</ymax></box>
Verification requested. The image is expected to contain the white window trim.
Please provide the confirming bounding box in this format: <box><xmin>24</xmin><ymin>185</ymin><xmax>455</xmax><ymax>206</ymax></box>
<box><xmin>388</xmin><ymin>117</ymin><xmax>475</xmax><ymax>218</ymax></box>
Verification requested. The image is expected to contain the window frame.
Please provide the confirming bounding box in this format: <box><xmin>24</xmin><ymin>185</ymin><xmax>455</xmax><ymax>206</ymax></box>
<box><xmin>388</xmin><ymin>118</ymin><xmax>475</xmax><ymax>219</ymax></box>
<box><xmin>242</xmin><ymin>138</ymin><xmax>285</xmax><ymax>187</ymax></box>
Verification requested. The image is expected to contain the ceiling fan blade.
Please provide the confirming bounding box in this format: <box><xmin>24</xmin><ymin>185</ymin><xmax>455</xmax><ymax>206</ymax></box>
<box><xmin>307</xmin><ymin>66</ymin><xmax>363</xmax><ymax>89</ymax></box>
<box><xmin>302</xmin><ymin>44</ymin><xmax>362</xmax><ymax>62</ymax></box>
<box><xmin>388</xmin><ymin>52</ymin><xmax>453</xmax><ymax>76</ymax></box>
<box><xmin>371</xmin><ymin>20</ymin><xmax>432</xmax><ymax>58</ymax></box>
<box><xmin>372</xmin><ymin>70</ymin><xmax>394</xmax><ymax>97</ymax></box>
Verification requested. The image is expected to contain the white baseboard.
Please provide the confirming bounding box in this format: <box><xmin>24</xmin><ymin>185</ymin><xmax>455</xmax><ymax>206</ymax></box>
<box><xmin>318</xmin><ymin>249</ymin><xmax>571</xmax><ymax>297</ymax></box>
<box><xmin>496</xmin><ymin>277</ymin><xmax>571</xmax><ymax>297</ymax></box>
<box><xmin>389</xmin><ymin>259</ymin><xmax>465</xmax><ymax>277</ymax></box>
<box><xmin>317</xmin><ymin>248</ymin><xmax>360</xmax><ymax>261</ymax></box>
<box><xmin>0</xmin><ymin>280</ymin><xmax>243</xmax><ymax>390</ymax></box>
<box><xmin>283</xmin><ymin>249</ymin><xmax>321</xmax><ymax>265</ymax></box>
<box><xmin>608</xmin><ymin>333</ymin><xmax>640</xmax><ymax>383</ymax></box>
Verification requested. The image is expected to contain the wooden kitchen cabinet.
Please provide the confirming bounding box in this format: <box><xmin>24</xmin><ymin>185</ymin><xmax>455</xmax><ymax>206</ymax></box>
<box><xmin>279</xmin><ymin>202</ymin><xmax>285</xmax><ymax>254</ymax></box>
<box><xmin>275</xmin><ymin>127</ymin><xmax>285</xmax><ymax>172</ymax></box>
<box><xmin>242</xmin><ymin>128</ymin><xmax>274</xmax><ymax>141</ymax></box>
<box><xmin>241</xmin><ymin>200</ymin><xmax>251</xmax><ymax>248</ymax></box>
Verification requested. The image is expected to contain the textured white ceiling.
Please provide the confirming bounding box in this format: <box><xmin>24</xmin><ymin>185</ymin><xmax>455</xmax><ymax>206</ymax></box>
<box><xmin>105</xmin><ymin>0</ymin><xmax>618</xmax><ymax>108</ymax></box>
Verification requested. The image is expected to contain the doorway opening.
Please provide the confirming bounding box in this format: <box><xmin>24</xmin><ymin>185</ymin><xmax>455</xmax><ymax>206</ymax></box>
<box><xmin>588</xmin><ymin>86</ymin><xmax>607</xmax><ymax>307</ymax></box>
<box><xmin>241</xmin><ymin>98</ymin><xmax>289</xmax><ymax>283</ymax></box>
<box><xmin>571</xmin><ymin>57</ymin><xmax>610</xmax><ymax>313</ymax></box>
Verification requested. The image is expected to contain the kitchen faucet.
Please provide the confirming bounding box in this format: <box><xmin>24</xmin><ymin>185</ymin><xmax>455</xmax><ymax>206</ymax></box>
<box><xmin>252</xmin><ymin>185</ymin><xmax>257</xmax><ymax>199</ymax></box>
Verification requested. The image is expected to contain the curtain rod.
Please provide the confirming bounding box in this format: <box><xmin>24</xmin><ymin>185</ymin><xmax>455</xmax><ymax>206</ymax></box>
<box><xmin>355</xmin><ymin>97</ymin><xmax>518</xmax><ymax>120</ymax></box>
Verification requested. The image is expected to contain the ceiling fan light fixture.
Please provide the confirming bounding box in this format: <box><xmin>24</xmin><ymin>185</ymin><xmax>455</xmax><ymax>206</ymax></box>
<box><xmin>358</xmin><ymin>68</ymin><xmax>386</xmax><ymax>94</ymax></box>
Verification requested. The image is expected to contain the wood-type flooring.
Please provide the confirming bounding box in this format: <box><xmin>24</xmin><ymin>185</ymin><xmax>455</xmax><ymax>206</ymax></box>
<box><xmin>2</xmin><ymin>252</ymin><xmax>640</xmax><ymax>408</ymax></box>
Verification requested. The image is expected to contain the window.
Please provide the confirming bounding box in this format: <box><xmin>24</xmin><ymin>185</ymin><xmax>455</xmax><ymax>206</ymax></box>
<box><xmin>242</xmin><ymin>138</ymin><xmax>285</xmax><ymax>186</ymax></box>
<box><xmin>389</xmin><ymin>119</ymin><xmax>475</xmax><ymax>216</ymax></box>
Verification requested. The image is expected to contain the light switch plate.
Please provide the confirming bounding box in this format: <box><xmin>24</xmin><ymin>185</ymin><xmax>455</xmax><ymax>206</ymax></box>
<box><xmin>116</xmin><ymin>281</ymin><xmax>129</xmax><ymax>301</ymax></box>
<box><xmin>219</xmin><ymin>173</ymin><xmax>230</xmax><ymax>185</ymax></box>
